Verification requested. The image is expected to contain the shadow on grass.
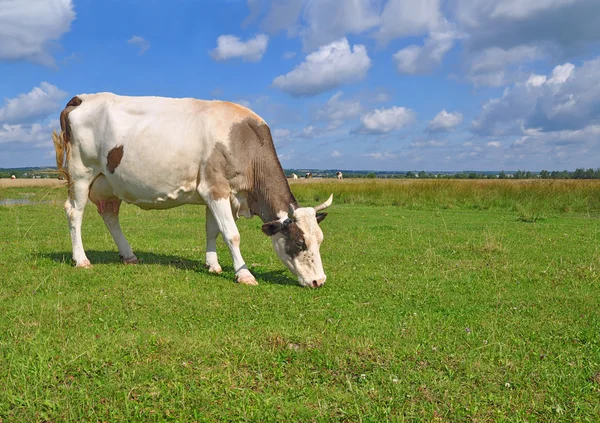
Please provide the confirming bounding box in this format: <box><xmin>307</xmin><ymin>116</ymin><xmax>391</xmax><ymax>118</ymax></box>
<box><xmin>46</xmin><ymin>250</ymin><xmax>299</xmax><ymax>286</ymax></box>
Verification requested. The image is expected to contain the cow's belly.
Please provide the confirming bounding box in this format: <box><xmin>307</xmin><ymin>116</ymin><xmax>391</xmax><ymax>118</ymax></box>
<box><xmin>100</xmin><ymin>170</ymin><xmax>205</xmax><ymax>210</ymax></box>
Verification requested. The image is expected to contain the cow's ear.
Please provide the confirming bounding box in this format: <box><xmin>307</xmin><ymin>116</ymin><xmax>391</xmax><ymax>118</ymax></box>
<box><xmin>316</xmin><ymin>212</ymin><xmax>328</xmax><ymax>224</ymax></box>
<box><xmin>262</xmin><ymin>221</ymin><xmax>284</xmax><ymax>236</ymax></box>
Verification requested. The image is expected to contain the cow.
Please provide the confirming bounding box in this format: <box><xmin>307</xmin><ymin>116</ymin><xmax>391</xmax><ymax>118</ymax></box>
<box><xmin>291</xmin><ymin>173</ymin><xmax>298</xmax><ymax>180</ymax></box>
<box><xmin>336</xmin><ymin>171</ymin><xmax>343</xmax><ymax>180</ymax></box>
<box><xmin>52</xmin><ymin>93</ymin><xmax>333</xmax><ymax>288</ymax></box>
<box><xmin>305</xmin><ymin>172</ymin><xmax>312</xmax><ymax>179</ymax></box>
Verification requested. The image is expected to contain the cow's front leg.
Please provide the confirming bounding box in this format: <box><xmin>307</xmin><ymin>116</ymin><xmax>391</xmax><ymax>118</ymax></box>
<box><xmin>205</xmin><ymin>207</ymin><xmax>222</xmax><ymax>274</ymax></box>
<box><xmin>205</xmin><ymin>198</ymin><xmax>257</xmax><ymax>285</ymax></box>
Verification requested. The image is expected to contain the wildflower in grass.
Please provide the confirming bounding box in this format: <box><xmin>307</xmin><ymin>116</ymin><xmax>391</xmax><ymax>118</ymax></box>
<box><xmin>465</xmin><ymin>327</ymin><xmax>471</xmax><ymax>334</ymax></box>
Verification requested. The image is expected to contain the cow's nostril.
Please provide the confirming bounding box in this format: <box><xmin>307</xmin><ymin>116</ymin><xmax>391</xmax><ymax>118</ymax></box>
<box><xmin>312</xmin><ymin>280</ymin><xmax>318</xmax><ymax>287</ymax></box>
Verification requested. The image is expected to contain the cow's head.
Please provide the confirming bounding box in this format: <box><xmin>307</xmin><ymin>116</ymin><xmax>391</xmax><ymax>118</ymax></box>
<box><xmin>261</xmin><ymin>194</ymin><xmax>333</xmax><ymax>288</ymax></box>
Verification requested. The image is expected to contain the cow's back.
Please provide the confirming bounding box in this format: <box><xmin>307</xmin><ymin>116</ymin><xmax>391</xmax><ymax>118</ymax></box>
<box><xmin>66</xmin><ymin>93</ymin><xmax>268</xmax><ymax>209</ymax></box>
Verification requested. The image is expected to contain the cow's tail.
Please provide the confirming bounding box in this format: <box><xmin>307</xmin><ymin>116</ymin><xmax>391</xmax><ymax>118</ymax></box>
<box><xmin>52</xmin><ymin>129</ymin><xmax>72</xmax><ymax>194</ymax></box>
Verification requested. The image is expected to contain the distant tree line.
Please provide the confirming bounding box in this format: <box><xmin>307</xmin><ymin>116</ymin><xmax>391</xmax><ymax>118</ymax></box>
<box><xmin>282</xmin><ymin>168</ymin><xmax>600</xmax><ymax>180</ymax></box>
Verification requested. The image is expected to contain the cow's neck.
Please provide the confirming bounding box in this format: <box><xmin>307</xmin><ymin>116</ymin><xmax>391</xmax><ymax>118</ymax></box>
<box><xmin>249</xmin><ymin>159</ymin><xmax>298</xmax><ymax>222</ymax></box>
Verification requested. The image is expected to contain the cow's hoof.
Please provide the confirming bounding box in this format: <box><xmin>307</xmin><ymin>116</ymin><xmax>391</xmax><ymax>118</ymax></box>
<box><xmin>75</xmin><ymin>259</ymin><xmax>92</xmax><ymax>269</ymax></box>
<box><xmin>237</xmin><ymin>274</ymin><xmax>258</xmax><ymax>286</ymax></box>
<box><xmin>206</xmin><ymin>263</ymin><xmax>222</xmax><ymax>274</ymax></box>
<box><xmin>123</xmin><ymin>255</ymin><xmax>139</xmax><ymax>265</ymax></box>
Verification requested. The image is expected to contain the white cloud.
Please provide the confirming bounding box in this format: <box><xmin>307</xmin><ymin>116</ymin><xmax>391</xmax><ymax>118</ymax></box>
<box><xmin>128</xmin><ymin>36</ymin><xmax>150</xmax><ymax>54</ymax></box>
<box><xmin>363</xmin><ymin>151</ymin><xmax>397</xmax><ymax>160</ymax></box>
<box><xmin>487</xmin><ymin>141</ymin><xmax>502</xmax><ymax>148</ymax></box>
<box><xmin>410</xmin><ymin>139</ymin><xmax>446</xmax><ymax>148</ymax></box>
<box><xmin>0</xmin><ymin>0</ymin><xmax>75</xmax><ymax>67</ymax></box>
<box><xmin>316</xmin><ymin>92</ymin><xmax>362</xmax><ymax>123</ymax></box>
<box><xmin>355</xmin><ymin>106</ymin><xmax>416</xmax><ymax>134</ymax></box>
<box><xmin>332</xmin><ymin>150</ymin><xmax>342</xmax><ymax>157</ymax></box>
<box><xmin>283</xmin><ymin>51</ymin><xmax>297</xmax><ymax>59</ymax></box>
<box><xmin>259</xmin><ymin>0</ymin><xmax>304</xmax><ymax>36</ymax></box>
<box><xmin>547</xmin><ymin>63</ymin><xmax>575</xmax><ymax>84</ymax></box>
<box><xmin>394</xmin><ymin>29</ymin><xmax>457</xmax><ymax>74</ymax></box>
<box><xmin>299</xmin><ymin>0</ymin><xmax>380</xmax><ymax>51</ymax></box>
<box><xmin>489</xmin><ymin>0</ymin><xmax>578</xmax><ymax>20</ymax></box>
<box><xmin>472</xmin><ymin>59</ymin><xmax>600</xmax><ymax>136</ymax></box>
<box><xmin>210</xmin><ymin>34</ymin><xmax>268</xmax><ymax>62</ymax></box>
<box><xmin>272</xmin><ymin>128</ymin><xmax>292</xmax><ymax>146</ymax></box>
<box><xmin>427</xmin><ymin>110</ymin><xmax>463</xmax><ymax>132</ymax></box>
<box><xmin>466</xmin><ymin>45</ymin><xmax>545</xmax><ymax>87</ymax></box>
<box><xmin>0</xmin><ymin>121</ymin><xmax>56</xmax><ymax>145</ymax></box>
<box><xmin>0</xmin><ymin>82</ymin><xmax>67</xmax><ymax>125</ymax></box>
<box><xmin>375</xmin><ymin>0</ymin><xmax>443</xmax><ymax>45</ymax></box>
<box><xmin>272</xmin><ymin>38</ymin><xmax>371</xmax><ymax>97</ymax></box>
<box><xmin>455</xmin><ymin>0</ymin><xmax>600</xmax><ymax>71</ymax></box>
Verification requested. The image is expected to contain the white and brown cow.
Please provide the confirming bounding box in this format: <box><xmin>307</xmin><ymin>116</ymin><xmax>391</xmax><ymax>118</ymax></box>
<box><xmin>52</xmin><ymin>93</ymin><xmax>333</xmax><ymax>288</ymax></box>
<box><xmin>336</xmin><ymin>171</ymin><xmax>343</xmax><ymax>180</ymax></box>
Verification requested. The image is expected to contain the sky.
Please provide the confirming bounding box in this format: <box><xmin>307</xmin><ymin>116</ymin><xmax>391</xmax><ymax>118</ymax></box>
<box><xmin>1</xmin><ymin>0</ymin><xmax>600</xmax><ymax>171</ymax></box>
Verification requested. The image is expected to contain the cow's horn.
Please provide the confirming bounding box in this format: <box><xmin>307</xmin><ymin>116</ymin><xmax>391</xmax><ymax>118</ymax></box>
<box><xmin>288</xmin><ymin>204</ymin><xmax>295</xmax><ymax>218</ymax></box>
<box><xmin>314</xmin><ymin>194</ymin><xmax>333</xmax><ymax>212</ymax></box>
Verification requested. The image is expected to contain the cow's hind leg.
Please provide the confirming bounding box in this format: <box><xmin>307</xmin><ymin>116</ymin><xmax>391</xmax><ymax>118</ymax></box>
<box><xmin>89</xmin><ymin>175</ymin><xmax>138</xmax><ymax>264</ymax></box>
<box><xmin>65</xmin><ymin>177</ymin><xmax>94</xmax><ymax>268</ymax></box>
<box><xmin>205</xmin><ymin>207</ymin><xmax>222</xmax><ymax>274</ymax></box>
<box><xmin>203</xmin><ymin>197</ymin><xmax>257</xmax><ymax>285</ymax></box>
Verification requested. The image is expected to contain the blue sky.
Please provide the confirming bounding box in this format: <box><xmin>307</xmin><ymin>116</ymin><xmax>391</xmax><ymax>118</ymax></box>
<box><xmin>1</xmin><ymin>0</ymin><xmax>600</xmax><ymax>171</ymax></box>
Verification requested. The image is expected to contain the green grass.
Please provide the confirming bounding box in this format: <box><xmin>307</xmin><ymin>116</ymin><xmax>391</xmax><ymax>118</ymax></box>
<box><xmin>1</xmin><ymin>181</ymin><xmax>599</xmax><ymax>422</ymax></box>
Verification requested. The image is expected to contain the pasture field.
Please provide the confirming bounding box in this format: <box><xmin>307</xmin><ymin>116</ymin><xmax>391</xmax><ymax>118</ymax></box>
<box><xmin>1</xmin><ymin>179</ymin><xmax>599</xmax><ymax>422</ymax></box>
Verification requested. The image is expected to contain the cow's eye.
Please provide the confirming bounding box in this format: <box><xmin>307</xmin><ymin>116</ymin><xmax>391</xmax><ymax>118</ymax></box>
<box><xmin>295</xmin><ymin>239</ymin><xmax>306</xmax><ymax>250</ymax></box>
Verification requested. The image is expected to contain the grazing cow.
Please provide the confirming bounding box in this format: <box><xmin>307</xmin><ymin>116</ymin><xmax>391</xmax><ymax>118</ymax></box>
<box><xmin>11</xmin><ymin>175</ymin><xmax>16</xmax><ymax>180</ymax></box>
<box><xmin>291</xmin><ymin>173</ymin><xmax>298</xmax><ymax>180</ymax></box>
<box><xmin>52</xmin><ymin>93</ymin><xmax>333</xmax><ymax>288</ymax></box>
<box><xmin>336</xmin><ymin>171</ymin><xmax>343</xmax><ymax>180</ymax></box>
<box><xmin>305</xmin><ymin>172</ymin><xmax>312</xmax><ymax>179</ymax></box>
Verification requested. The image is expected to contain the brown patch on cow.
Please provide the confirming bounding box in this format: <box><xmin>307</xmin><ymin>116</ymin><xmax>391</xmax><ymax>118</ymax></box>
<box><xmin>107</xmin><ymin>146</ymin><xmax>124</xmax><ymax>173</ymax></box>
<box><xmin>282</xmin><ymin>222</ymin><xmax>307</xmax><ymax>258</ymax></box>
<box><xmin>209</xmin><ymin>117</ymin><xmax>297</xmax><ymax>221</ymax></box>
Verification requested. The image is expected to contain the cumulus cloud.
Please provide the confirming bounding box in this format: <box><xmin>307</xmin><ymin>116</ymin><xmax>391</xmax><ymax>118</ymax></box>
<box><xmin>455</xmin><ymin>0</ymin><xmax>600</xmax><ymax>63</ymax></box>
<box><xmin>427</xmin><ymin>109</ymin><xmax>463</xmax><ymax>132</ymax></box>
<box><xmin>299</xmin><ymin>0</ymin><xmax>380</xmax><ymax>51</ymax></box>
<box><xmin>0</xmin><ymin>82</ymin><xmax>67</xmax><ymax>125</ymax></box>
<box><xmin>258</xmin><ymin>0</ymin><xmax>379</xmax><ymax>51</ymax></box>
<box><xmin>355</xmin><ymin>106</ymin><xmax>416</xmax><ymax>134</ymax></box>
<box><xmin>272</xmin><ymin>38</ymin><xmax>371</xmax><ymax>97</ymax></box>
<box><xmin>0</xmin><ymin>0</ymin><xmax>75</xmax><ymax>67</ymax></box>
<box><xmin>375</xmin><ymin>0</ymin><xmax>443</xmax><ymax>45</ymax></box>
<box><xmin>472</xmin><ymin>59</ymin><xmax>594</xmax><ymax>136</ymax></box>
<box><xmin>466</xmin><ymin>45</ymin><xmax>546</xmax><ymax>86</ymax></box>
<box><xmin>394</xmin><ymin>29</ymin><xmax>457</xmax><ymax>74</ymax></box>
<box><xmin>211</xmin><ymin>34</ymin><xmax>268</xmax><ymax>62</ymax></box>
<box><xmin>128</xmin><ymin>36</ymin><xmax>150</xmax><ymax>54</ymax></box>
<box><xmin>0</xmin><ymin>121</ymin><xmax>57</xmax><ymax>145</ymax></box>
<box><xmin>363</xmin><ymin>151</ymin><xmax>397</xmax><ymax>160</ymax></box>
<box><xmin>272</xmin><ymin>128</ymin><xmax>292</xmax><ymax>146</ymax></box>
<box><xmin>316</xmin><ymin>92</ymin><xmax>362</xmax><ymax>124</ymax></box>
<box><xmin>332</xmin><ymin>150</ymin><xmax>342</xmax><ymax>157</ymax></box>
<box><xmin>410</xmin><ymin>139</ymin><xmax>446</xmax><ymax>148</ymax></box>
